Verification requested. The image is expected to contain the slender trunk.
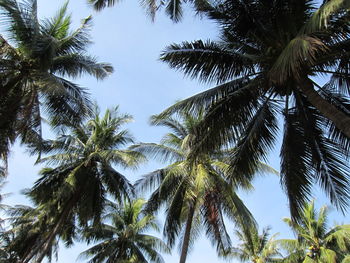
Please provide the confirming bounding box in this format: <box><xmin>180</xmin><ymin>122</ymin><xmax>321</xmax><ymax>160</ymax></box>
<box><xmin>179</xmin><ymin>205</ymin><xmax>196</xmax><ymax>263</ymax></box>
<box><xmin>298</xmin><ymin>79</ymin><xmax>350</xmax><ymax>138</ymax></box>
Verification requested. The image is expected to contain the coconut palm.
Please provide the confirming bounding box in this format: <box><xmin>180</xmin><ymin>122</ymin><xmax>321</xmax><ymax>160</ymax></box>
<box><xmin>80</xmin><ymin>198</ymin><xmax>169</xmax><ymax>263</ymax></box>
<box><xmin>133</xmin><ymin>111</ymin><xmax>275</xmax><ymax>263</ymax></box>
<box><xmin>0</xmin><ymin>0</ymin><xmax>113</xmax><ymax>165</ymax></box>
<box><xmin>0</xmin><ymin>205</ymin><xmax>59</xmax><ymax>263</ymax></box>
<box><xmin>159</xmin><ymin>0</ymin><xmax>350</xmax><ymax>218</ymax></box>
<box><xmin>223</xmin><ymin>224</ymin><xmax>282</xmax><ymax>263</ymax></box>
<box><xmin>279</xmin><ymin>201</ymin><xmax>350</xmax><ymax>263</ymax></box>
<box><xmin>21</xmin><ymin>106</ymin><xmax>144</xmax><ymax>262</ymax></box>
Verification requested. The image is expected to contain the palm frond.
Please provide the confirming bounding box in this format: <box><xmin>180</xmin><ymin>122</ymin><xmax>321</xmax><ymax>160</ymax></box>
<box><xmin>302</xmin><ymin>0</ymin><xmax>350</xmax><ymax>33</ymax></box>
<box><xmin>130</xmin><ymin>143</ymin><xmax>183</xmax><ymax>163</ymax></box>
<box><xmin>164</xmin><ymin>0</ymin><xmax>183</xmax><ymax>22</ymax></box>
<box><xmin>161</xmin><ymin>40</ymin><xmax>255</xmax><ymax>84</ymax></box>
<box><xmin>280</xmin><ymin>107</ymin><xmax>314</xmax><ymax>220</ymax></box>
<box><xmin>52</xmin><ymin>54</ymin><xmax>113</xmax><ymax>80</ymax></box>
<box><xmin>227</xmin><ymin>99</ymin><xmax>279</xmax><ymax>186</ymax></box>
<box><xmin>88</xmin><ymin>0</ymin><xmax>118</xmax><ymax>11</ymax></box>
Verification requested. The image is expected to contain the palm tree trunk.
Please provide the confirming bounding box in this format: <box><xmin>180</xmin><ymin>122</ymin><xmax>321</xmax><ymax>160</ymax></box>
<box><xmin>179</xmin><ymin>204</ymin><xmax>196</xmax><ymax>263</ymax></box>
<box><xmin>298</xmin><ymin>79</ymin><xmax>350</xmax><ymax>138</ymax></box>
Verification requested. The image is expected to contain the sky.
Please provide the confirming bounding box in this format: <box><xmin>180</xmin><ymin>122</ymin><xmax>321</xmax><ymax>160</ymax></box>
<box><xmin>3</xmin><ymin>0</ymin><xmax>350</xmax><ymax>262</ymax></box>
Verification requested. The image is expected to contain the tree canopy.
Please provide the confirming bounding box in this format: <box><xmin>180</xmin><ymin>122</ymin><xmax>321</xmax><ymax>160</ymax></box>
<box><xmin>159</xmin><ymin>0</ymin><xmax>350</xmax><ymax>219</ymax></box>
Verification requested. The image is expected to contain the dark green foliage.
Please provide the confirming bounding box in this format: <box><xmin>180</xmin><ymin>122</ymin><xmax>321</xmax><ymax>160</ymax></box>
<box><xmin>159</xmin><ymin>0</ymin><xmax>350</xmax><ymax>219</ymax></box>
<box><xmin>18</xmin><ymin>106</ymin><xmax>144</xmax><ymax>262</ymax></box>
<box><xmin>88</xmin><ymin>0</ymin><xmax>209</xmax><ymax>22</ymax></box>
<box><xmin>279</xmin><ymin>201</ymin><xmax>350</xmax><ymax>263</ymax></box>
<box><xmin>0</xmin><ymin>0</ymin><xmax>113</xmax><ymax>165</ymax></box>
<box><xmin>80</xmin><ymin>199</ymin><xmax>170</xmax><ymax>263</ymax></box>
<box><xmin>132</xmin><ymin>111</ymin><xmax>272</xmax><ymax>262</ymax></box>
<box><xmin>0</xmin><ymin>205</ymin><xmax>60</xmax><ymax>263</ymax></box>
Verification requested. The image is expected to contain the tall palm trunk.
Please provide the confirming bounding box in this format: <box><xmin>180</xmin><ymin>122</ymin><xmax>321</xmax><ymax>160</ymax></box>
<box><xmin>298</xmin><ymin>78</ymin><xmax>350</xmax><ymax>138</ymax></box>
<box><xmin>179</xmin><ymin>204</ymin><xmax>196</xmax><ymax>263</ymax></box>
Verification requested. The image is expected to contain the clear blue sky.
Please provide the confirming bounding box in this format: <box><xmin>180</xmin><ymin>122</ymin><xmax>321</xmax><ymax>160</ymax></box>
<box><xmin>4</xmin><ymin>0</ymin><xmax>350</xmax><ymax>262</ymax></box>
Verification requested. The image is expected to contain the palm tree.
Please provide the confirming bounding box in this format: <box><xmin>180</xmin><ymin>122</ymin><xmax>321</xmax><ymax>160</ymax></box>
<box><xmin>0</xmin><ymin>205</ymin><xmax>59</xmax><ymax>263</ymax></box>
<box><xmin>132</xmin><ymin>111</ymin><xmax>275</xmax><ymax>263</ymax></box>
<box><xmin>80</xmin><ymin>198</ymin><xmax>169</xmax><ymax>263</ymax></box>
<box><xmin>279</xmin><ymin>201</ymin><xmax>350</xmax><ymax>263</ymax></box>
<box><xmin>223</xmin><ymin>224</ymin><xmax>282</xmax><ymax>263</ymax></box>
<box><xmin>159</xmin><ymin>0</ymin><xmax>350</xmax><ymax>218</ymax></box>
<box><xmin>0</xmin><ymin>0</ymin><xmax>113</xmax><ymax>165</ymax></box>
<box><xmin>21</xmin><ymin>106</ymin><xmax>144</xmax><ymax>262</ymax></box>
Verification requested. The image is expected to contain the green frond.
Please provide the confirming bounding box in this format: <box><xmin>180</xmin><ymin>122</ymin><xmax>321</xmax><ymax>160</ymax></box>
<box><xmin>130</xmin><ymin>143</ymin><xmax>183</xmax><ymax>163</ymax></box>
<box><xmin>280</xmin><ymin>108</ymin><xmax>315</xmax><ymax>220</ymax></box>
<box><xmin>319</xmin><ymin>247</ymin><xmax>337</xmax><ymax>262</ymax></box>
<box><xmin>164</xmin><ymin>0</ymin><xmax>183</xmax><ymax>23</ymax></box>
<box><xmin>0</xmin><ymin>0</ymin><xmax>39</xmax><ymax>51</ymax></box>
<box><xmin>52</xmin><ymin>54</ymin><xmax>113</xmax><ymax>80</ymax></box>
<box><xmin>163</xmin><ymin>179</ymin><xmax>188</xmax><ymax>247</ymax></box>
<box><xmin>161</xmin><ymin>40</ymin><xmax>255</xmax><ymax>84</ymax></box>
<box><xmin>270</xmin><ymin>35</ymin><xmax>327</xmax><ymax>84</ymax></box>
<box><xmin>139</xmin><ymin>0</ymin><xmax>157</xmax><ymax>21</ymax></box>
<box><xmin>293</xmin><ymin>92</ymin><xmax>350</xmax><ymax>214</ymax></box>
<box><xmin>184</xmin><ymin>79</ymin><xmax>263</xmax><ymax>158</ymax></box>
<box><xmin>41</xmin><ymin>1</ymin><xmax>70</xmax><ymax>39</ymax></box>
<box><xmin>227</xmin><ymin>99</ymin><xmax>279</xmax><ymax>186</ymax></box>
<box><xmin>302</xmin><ymin>0</ymin><xmax>350</xmax><ymax>33</ymax></box>
<box><xmin>56</xmin><ymin>15</ymin><xmax>92</xmax><ymax>54</ymax></box>
<box><xmin>150</xmin><ymin>114</ymin><xmax>188</xmax><ymax>138</ymax></box>
<box><xmin>324</xmin><ymin>224</ymin><xmax>350</xmax><ymax>252</ymax></box>
<box><xmin>88</xmin><ymin>0</ymin><xmax>118</xmax><ymax>11</ymax></box>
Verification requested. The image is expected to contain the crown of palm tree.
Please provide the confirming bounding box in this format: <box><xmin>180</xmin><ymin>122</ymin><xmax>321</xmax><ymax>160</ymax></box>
<box><xmin>224</xmin><ymin>224</ymin><xmax>282</xmax><ymax>263</ymax></box>
<box><xmin>279</xmin><ymin>201</ymin><xmax>350</xmax><ymax>263</ymax></box>
<box><xmin>80</xmin><ymin>198</ymin><xmax>170</xmax><ymax>263</ymax></box>
<box><xmin>17</xmin><ymin>106</ymin><xmax>144</xmax><ymax>262</ymax></box>
<box><xmin>0</xmin><ymin>0</ymin><xmax>113</xmax><ymax>166</ymax></box>
<box><xmin>132</xmin><ymin>111</ymin><xmax>276</xmax><ymax>263</ymax></box>
<box><xmin>159</xmin><ymin>0</ymin><xmax>350</xmax><ymax>219</ymax></box>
